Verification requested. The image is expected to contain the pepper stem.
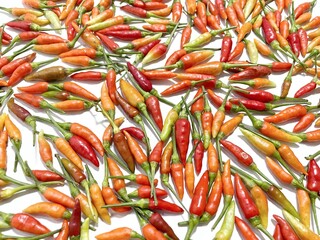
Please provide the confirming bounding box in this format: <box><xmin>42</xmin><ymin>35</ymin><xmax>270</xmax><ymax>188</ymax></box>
<box><xmin>46</xmin><ymin>111</ymin><xmax>72</xmax><ymax>140</ymax></box>
<box><xmin>256</xmin><ymin>224</ymin><xmax>274</xmax><ymax>240</ymax></box>
<box><xmin>0</xmin><ymin>169</ymin><xmax>28</xmax><ymax>186</ymax></box>
<box><xmin>0</xmin><ymin>228</ymin><xmax>61</xmax><ymax>240</ymax></box>
<box><xmin>311</xmin><ymin>196</ymin><xmax>320</xmax><ymax>234</ymax></box>
<box><xmin>150</xmin><ymin>89</ymin><xmax>175</xmax><ymax>107</ymax></box>
<box><xmin>68</xmin><ymin>25</ymin><xmax>88</xmax><ymax>49</ymax></box>
<box><xmin>305</xmin><ymin>149</ymin><xmax>320</xmax><ymax>160</ymax></box>
<box><xmin>215</xmin><ymin>137</ymin><xmax>223</xmax><ymax>172</ymax></box>
<box><xmin>184</xmin><ymin>215</ymin><xmax>199</xmax><ymax>240</ymax></box>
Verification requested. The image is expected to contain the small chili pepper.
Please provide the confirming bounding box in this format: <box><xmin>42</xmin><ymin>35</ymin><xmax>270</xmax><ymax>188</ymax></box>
<box><xmin>32</xmin><ymin>170</ymin><xmax>64</xmax><ymax>182</ymax></box>
<box><xmin>172</xmin><ymin>0</ymin><xmax>182</xmax><ymax>23</ymax></box>
<box><xmin>96</xmin><ymin>227</ymin><xmax>144</xmax><ymax>240</ymax></box>
<box><xmin>55</xmin><ymin>219</ymin><xmax>69</xmax><ymax>240</ymax></box>
<box><xmin>264</xmin><ymin>104</ymin><xmax>308</xmax><ymax>123</ymax></box>
<box><xmin>128</xmin><ymin>185</ymin><xmax>168</xmax><ymax>198</ymax></box>
<box><xmin>274</xmin><ymin>215</ymin><xmax>299</xmax><ymax>240</ymax></box>
<box><xmin>0</xmin><ymin>211</ymin><xmax>50</xmax><ymax>235</ymax></box>
<box><xmin>38</xmin><ymin>185</ymin><xmax>75</xmax><ymax>209</ymax></box>
<box><xmin>235</xmin><ymin>216</ymin><xmax>259</xmax><ymax>240</ymax></box>
<box><xmin>185</xmin><ymin>171</ymin><xmax>209</xmax><ymax>239</ymax></box>
<box><xmin>85</xmin><ymin>165</ymin><xmax>111</xmax><ymax>224</ymax></box>
<box><xmin>180</xmin><ymin>24</ymin><xmax>192</xmax><ymax>48</ymax></box>
<box><xmin>23</xmin><ymin>202</ymin><xmax>71</xmax><ymax>219</ymax></box>
<box><xmin>104</xmin><ymin>198</ymin><xmax>184</xmax><ymax>213</ymax></box>
<box><xmin>68</xmin><ymin>198</ymin><xmax>81</xmax><ymax>239</ymax></box>
<box><xmin>273</xmin><ymin>223</ymin><xmax>284</xmax><ymax>240</ymax></box>
<box><xmin>214</xmin><ymin>200</ymin><xmax>235</xmax><ymax>239</ymax></box>
<box><xmin>297</xmin><ymin>189</ymin><xmax>311</xmax><ymax>228</ymax></box>
<box><xmin>212</xmin><ymin>160</ymin><xmax>234</xmax><ymax>229</ymax></box>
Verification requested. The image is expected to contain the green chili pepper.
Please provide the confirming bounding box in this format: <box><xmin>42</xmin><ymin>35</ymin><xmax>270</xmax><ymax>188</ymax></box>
<box><xmin>213</xmin><ymin>201</ymin><xmax>235</xmax><ymax>240</ymax></box>
<box><xmin>44</xmin><ymin>11</ymin><xmax>62</xmax><ymax>34</ymax></box>
<box><xmin>244</xmin><ymin>39</ymin><xmax>258</xmax><ymax>63</ymax></box>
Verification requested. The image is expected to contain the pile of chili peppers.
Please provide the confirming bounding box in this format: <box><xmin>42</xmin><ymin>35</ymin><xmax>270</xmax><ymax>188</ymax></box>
<box><xmin>1</xmin><ymin>0</ymin><xmax>320</xmax><ymax>239</ymax></box>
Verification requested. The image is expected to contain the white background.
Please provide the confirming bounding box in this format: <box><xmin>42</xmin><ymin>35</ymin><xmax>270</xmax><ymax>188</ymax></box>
<box><xmin>1</xmin><ymin>0</ymin><xmax>319</xmax><ymax>239</ymax></box>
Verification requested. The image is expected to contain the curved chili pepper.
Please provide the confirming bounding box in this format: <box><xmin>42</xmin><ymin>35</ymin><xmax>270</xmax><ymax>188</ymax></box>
<box><xmin>214</xmin><ymin>201</ymin><xmax>235</xmax><ymax>239</ymax></box>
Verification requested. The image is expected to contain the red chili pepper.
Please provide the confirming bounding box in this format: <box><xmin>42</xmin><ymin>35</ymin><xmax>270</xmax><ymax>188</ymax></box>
<box><xmin>185</xmin><ymin>171</ymin><xmax>209</xmax><ymax>239</ymax></box>
<box><xmin>127</xmin><ymin>62</ymin><xmax>152</xmax><ymax>92</ymax></box>
<box><xmin>180</xmin><ymin>25</ymin><xmax>192</xmax><ymax>48</ymax></box>
<box><xmin>172</xmin><ymin>0</ymin><xmax>182</xmax><ymax>23</ymax></box>
<box><xmin>0</xmin><ymin>52</ymin><xmax>36</xmax><ymax>78</ymax></box>
<box><xmin>0</xmin><ymin>212</ymin><xmax>50</xmax><ymax>235</ymax></box>
<box><xmin>273</xmin><ymin>223</ymin><xmax>284</xmax><ymax>240</ymax></box>
<box><xmin>135</xmin><ymin>39</ymin><xmax>161</xmax><ymax>64</ymax></box>
<box><xmin>293</xmin><ymin>113</ymin><xmax>317</xmax><ymax>132</ymax></box>
<box><xmin>307</xmin><ymin>159</ymin><xmax>320</xmax><ymax>193</ymax></box>
<box><xmin>220</xmin><ymin>32</ymin><xmax>233</xmax><ymax>62</ymax></box>
<box><xmin>273</xmin><ymin>215</ymin><xmax>299</xmax><ymax>240</ymax></box>
<box><xmin>32</xmin><ymin>170</ymin><xmax>64</xmax><ymax>182</ymax></box>
<box><xmin>68</xmin><ymin>198</ymin><xmax>81</xmax><ymax>239</ymax></box>
<box><xmin>70</xmin><ymin>71</ymin><xmax>106</xmax><ymax>81</ymax></box>
<box><xmin>229</xmin><ymin>66</ymin><xmax>272</xmax><ymax>80</ymax></box>
<box><xmin>175</xmin><ymin>109</ymin><xmax>190</xmax><ymax>166</ymax></box>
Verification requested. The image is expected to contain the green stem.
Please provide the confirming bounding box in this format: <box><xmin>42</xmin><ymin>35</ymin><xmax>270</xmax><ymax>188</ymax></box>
<box><xmin>211</xmin><ymin>195</ymin><xmax>232</xmax><ymax>230</ymax></box>
<box><xmin>311</xmin><ymin>196</ymin><xmax>320</xmax><ymax>234</ymax></box>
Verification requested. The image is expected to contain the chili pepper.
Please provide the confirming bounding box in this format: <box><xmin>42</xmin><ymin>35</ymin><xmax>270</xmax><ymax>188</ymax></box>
<box><xmin>171</xmin><ymin>0</ymin><xmax>182</xmax><ymax>23</ymax></box>
<box><xmin>254</xmin><ymin>38</ymin><xmax>280</xmax><ymax>61</ymax></box>
<box><xmin>23</xmin><ymin>202</ymin><xmax>71</xmax><ymax>219</ymax></box>
<box><xmin>8</xmin><ymin>57</ymin><xmax>58</xmax><ymax>86</ymax></box>
<box><xmin>217</xmin><ymin>113</ymin><xmax>244</xmax><ymax>139</ymax></box>
<box><xmin>235</xmin><ymin>216</ymin><xmax>259</xmax><ymax>240</ymax></box>
<box><xmin>0</xmin><ymin>212</ymin><xmax>50</xmax><ymax>234</ymax></box>
<box><xmin>274</xmin><ymin>215</ymin><xmax>299</xmax><ymax>240</ymax></box>
<box><xmin>280</xmin><ymin>20</ymin><xmax>290</xmax><ymax>39</ymax></box>
<box><xmin>169</xmin><ymin>126</ymin><xmax>184</xmax><ymax>200</ymax></box>
<box><xmin>264</xmin><ymin>104</ymin><xmax>308</xmax><ymax>123</ymax></box>
<box><xmin>211</xmin><ymin>89</ymin><xmax>231</xmax><ymax>139</ymax></box>
<box><xmin>147</xmin><ymin>140</ymin><xmax>162</xmax><ymax>188</ymax></box>
<box><xmin>213</xmin><ymin>201</ymin><xmax>235</xmax><ymax>240</ymax></box>
<box><xmin>104</xmin><ymin>198</ymin><xmax>184</xmax><ymax>213</ymax></box>
<box><xmin>32</xmin><ymin>26</ymin><xmax>87</xmax><ymax>54</ymax></box>
<box><xmin>220</xmin><ymin>139</ymin><xmax>278</xmax><ymax>186</ymax></box>
<box><xmin>128</xmin><ymin>185</ymin><xmax>168</xmax><ymax>198</ymax></box>
<box><xmin>185</xmin><ymin>170</ymin><xmax>209</xmax><ymax>239</ymax></box>
<box><xmin>297</xmin><ymin>189</ymin><xmax>311</xmax><ymax>228</ymax></box>
<box><xmin>110</xmin><ymin>174</ymin><xmax>158</xmax><ymax>186</ymax></box>
<box><xmin>55</xmin><ymin>220</ymin><xmax>69</xmax><ymax>240</ymax></box>
<box><xmin>51</xmin><ymin>99</ymin><xmax>94</xmax><ymax>112</ymax></box>
<box><xmin>273</xmin><ymin>223</ymin><xmax>284</xmax><ymax>240</ymax></box>
<box><xmin>190</xmin><ymin>88</ymin><xmax>204</xmax><ymax>127</ymax></box>
<box><xmin>96</xmin><ymin>227</ymin><xmax>144</xmax><ymax>240</ymax></box>
<box><xmin>32</xmin><ymin>170</ymin><xmax>64</xmax><ymax>182</ymax></box>
<box><xmin>59</xmin><ymin>0</ymin><xmax>77</xmax><ymax>20</ymax></box>
<box><xmin>174</xmin><ymin>108</ymin><xmax>190</xmax><ymax>166</ymax></box>
<box><xmin>220</xmin><ymin>32</ymin><xmax>232</xmax><ymax>62</ymax></box>
<box><xmin>68</xmin><ymin>198</ymin><xmax>81</xmax><ymax>239</ymax></box>
<box><xmin>212</xmin><ymin>159</ymin><xmax>233</xmax><ymax>229</ymax></box>
<box><xmin>234</xmin><ymin>174</ymin><xmax>273</xmax><ymax>239</ymax></box>
<box><xmin>180</xmin><ymin>25</ymin><xmax>192</xmax><ymax>49</ymax></box>
<box><xmin>7</xmin><ymin>98</ymin><xmax>37</xmax><ymax>146</ymax></box>
<box><xmin>227</xmin><ymin>41</ymin><xmax>245</xmax><ymax>61</ymax></box>
<box><xmin>134</xmin><ymin>40</ymin><xmax>161</xmax><ymax>64</ymax></box>
<box><xmin>127</xmin><ymin>62</ymin><xmax>152</xmax><ymax>92</ymax></box>
<box><xmin>293</xmin><ymin>113</ymin><xmax>317</xmax><ymax>132</ymax></box>
<box><xmin>215</xmin><ymin>0</ymin><xmax>227</xmax><ymax>19</ymax></box>
<box><xmin>85</xmin><ymin>165</ymin><xmax>111</xmax><ymax>224</ymax></box>
<box><xmin>38</xmin><ymin>185</ymin><xmax>75</xmax><ymax>209</ymax></box>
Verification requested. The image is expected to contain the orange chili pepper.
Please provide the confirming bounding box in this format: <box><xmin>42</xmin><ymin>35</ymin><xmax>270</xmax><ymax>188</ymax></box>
<box><xmin>55</xmin><ymin>220</ymin><xmax>69</xmax><ymax>240</ymax></box>
<box><xmin>52</xmin><ymin>100</ymin><xmax>93</xmax><ymax>112</ymax></box>
<box><xmin>101</xmin><ymin>82</ymin><xmax>115</xmax><ymax>120</ymax></box>
<box><xmin>217</xmin><ymin>113</ymin><xmax>244</xmax><ymax>139</ymax></box>
<box><xmin>277</xmin><ymin>144</ymin><xmax>307</xmax><ymax>175</ymax></box>
<box><xmin>266</xmin><ymin>157</ymin><xmax>293</xmax><ymax>185</ymax></box>
<box><xmin>23</xmin><ymin>202</ymin><xmax>71</xmax><ymax>219</ymax></box>
<box><xmin>207</xmin><ymin>142</ymin><xmax>219</xmax><ymax>187</ymax></box>
<box><xmin>38</xmin><ymin>185</ymin><xmax>75</xmax><ymax>209</ymax></box>
<box><xmin>297</xmin><ymin>189</ymin><xmax>311</xmax><ymax>228</ymax></box>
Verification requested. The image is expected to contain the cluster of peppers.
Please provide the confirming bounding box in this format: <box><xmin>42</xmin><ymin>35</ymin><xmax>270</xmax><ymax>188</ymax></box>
<box><xmin>0</xmin><ymin>0</ymin><xmax>320</xmax><ymax>239</ymax></box>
